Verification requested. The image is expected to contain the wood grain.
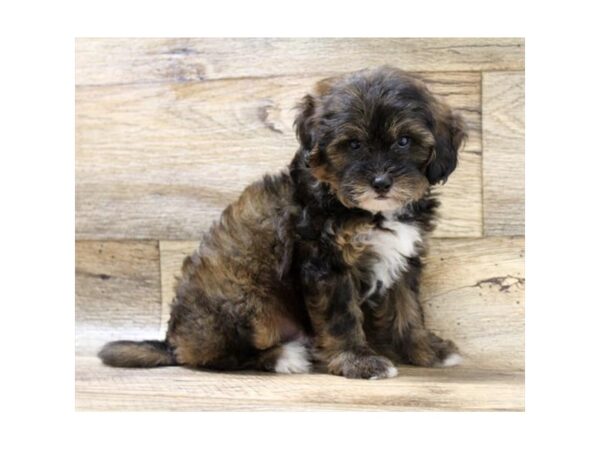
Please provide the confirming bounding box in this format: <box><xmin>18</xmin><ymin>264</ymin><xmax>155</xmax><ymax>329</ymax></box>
<box><xmin>158</xmin><ymin>237</ymin><xmax>524</xmax><ymax>370</ymax></box>
<box><xmin>75</xmin><ymin>241</ymin><xmax>162</xmax><ymax>355</ymax></box>
<box><xmin>76</xmin><ymin>356</ymin><xmax>523</xmax><ymax>411</ymax></box>
<box><xmin>482</xmin><ymin>72</ymin><xmax>525</xmax><ymax>236</ymax></box>
<box><xmin>421</xmin><ymin>237</ymin><xmax>524</xmax><ymax>370</ymax></box>
<box><xmin>75</xmin><ymin>38</ymin><xmax>524</xmax><ymax>86</ymax></box>
<box><xmin>76</xmin><ymin>72</ymin><xmax>482</xmax><ymax>240</ymax></box>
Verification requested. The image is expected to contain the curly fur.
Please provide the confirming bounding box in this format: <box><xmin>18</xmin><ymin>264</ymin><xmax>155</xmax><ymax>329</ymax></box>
<box><xmin>99</xmin><ymin>67</ymin><xmax>466</xmax><ymax>379</ymax></box>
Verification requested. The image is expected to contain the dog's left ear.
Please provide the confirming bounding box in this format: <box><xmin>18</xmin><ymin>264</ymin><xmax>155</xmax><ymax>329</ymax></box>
<box><xmin>426</xmin><ymin>105</ymin><xmax>467</xmax><ymax>185</ymax></box>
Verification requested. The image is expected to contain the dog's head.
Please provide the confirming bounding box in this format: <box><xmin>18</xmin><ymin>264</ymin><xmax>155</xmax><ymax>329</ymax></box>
<box><xmin>294</xmin><ymin>66</ymin><xmax>466</xmax><ymax>213</ymax></box>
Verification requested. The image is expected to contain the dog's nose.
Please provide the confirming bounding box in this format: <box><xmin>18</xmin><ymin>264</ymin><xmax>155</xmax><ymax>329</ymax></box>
<box><xmin>371</xmin><ymin>174</ymin><xmax>393</xmax><ymax>194</ymax></box>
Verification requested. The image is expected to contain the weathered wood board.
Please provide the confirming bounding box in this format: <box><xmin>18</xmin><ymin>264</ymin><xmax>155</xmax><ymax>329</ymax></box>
<box><xmin>75</xmin><ymin>241</ymin><xmax>162</xmax><ymax>354</ymax></box>
<box><xmin>76</xmin><ymin>72</ymin><xmax>482</xmax><ymax>240</ymax></box>
<box><xmin>75</xmin><ymin>38</ymin><xmax>524</xmax><ymax>85</ymax></box>
<box><xmin>421</xmin><ymin>237</ymin><xmax>524</xmax><ymax>370</ymax></box>
<box><xmin>76</xmin><ymin>356</ymin><xmax>524</xmax><ymax>411</ymax></box>
<box><xmin>483</xmin><ymin>72</ymin><xmax>525</xmax><ymax>236</ymax></box>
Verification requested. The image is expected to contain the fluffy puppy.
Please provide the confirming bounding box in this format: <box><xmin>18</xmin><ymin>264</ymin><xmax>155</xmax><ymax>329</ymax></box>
<box><xmin>99</xmin><ymin>66</ymin><xmax>466</xmax><ymax>379</ymax></box>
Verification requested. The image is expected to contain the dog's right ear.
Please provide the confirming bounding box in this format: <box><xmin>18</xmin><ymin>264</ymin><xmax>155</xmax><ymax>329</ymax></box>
<box><xmin>295</xmin><ymin>75</ymin><xmax>343</xmax><ymax>152</ymax></box>
<box><xmin>294</xmin><ymin>94</ymin><xmax>316</xmax><ymax>151</ymax></box>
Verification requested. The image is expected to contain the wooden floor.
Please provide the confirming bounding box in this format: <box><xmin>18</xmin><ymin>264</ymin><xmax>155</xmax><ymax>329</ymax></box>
<box><xmin>75</xmin><ymin>38</ymin><xmax>525</xmax><ymax>411</ymax></box>
<box><xmin>76</xmin><ymin>357</ymin><xmax>523</xmax><ymax>411</ymax></box>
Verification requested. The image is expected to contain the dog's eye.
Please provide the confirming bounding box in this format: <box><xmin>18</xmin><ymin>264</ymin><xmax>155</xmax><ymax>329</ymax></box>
<box><xmin>348</xmin><ymin>139</ymin><xmax>361</xmax><ymax>150</ymax></box>
<box><xmin>397</xmin><ymin>136</ymin><xmax>411</xmax><ymax>148</ymax></box>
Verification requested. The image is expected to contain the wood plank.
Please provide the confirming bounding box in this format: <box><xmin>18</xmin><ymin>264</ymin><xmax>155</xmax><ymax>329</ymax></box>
<box><xmin>482</xmin><ymin>72</ymin><xmax>525</xmax><ymax>236</ymax></box>
<box><xmin>159</xmin><ymin>237</ymin><xmax>524</xmax><ymax>370</ymax></box>
<box><xmin>421</xmin><ymin>237</ymin><xmax>524</xmax><ymax>370</ymax></box>
<box><xmin>75</xmin><ymin>241</ymin><xmax>162</xmax><ymax>355</ymax></box>
<box><xmin>76</xmin><ymin>356</ymin><xmax>523</xmax><ymax>411</ymax></box>
<box><xmin>76</xmin><ymin>72</ymin><xmax>482</xmax><ymax>240</ymax></box>
<box><xmin>75</xmin><ymin>38</ymin><xmax>524</xmax><ymax>85</ymax></box>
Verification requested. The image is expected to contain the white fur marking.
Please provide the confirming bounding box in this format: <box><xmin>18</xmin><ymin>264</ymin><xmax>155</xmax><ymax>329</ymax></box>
<box><xmin>274</xmin><ymin>340</ymin><xmax>311</xmax><ymax>374</ymax></box>
<box><xmin>438</xmin><ymin>353</ymin><xmax>463</xmax><ymax>368</ymax></box>
<box><xmin>361</xmin><ymin>220</ymin><xmax>422</xmax><ymax>296</ymax></box>
<box><xmin>369</xmin><ymin>365</ymin><xmax>399</xmax><ymax>380</ymax></box>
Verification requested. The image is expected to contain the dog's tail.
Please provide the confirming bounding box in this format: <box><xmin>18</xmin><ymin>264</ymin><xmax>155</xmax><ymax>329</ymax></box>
<box><xmin>98</xmin><ymin>339</ymin><xmax>177</xmax><ymax>368</ymax></box>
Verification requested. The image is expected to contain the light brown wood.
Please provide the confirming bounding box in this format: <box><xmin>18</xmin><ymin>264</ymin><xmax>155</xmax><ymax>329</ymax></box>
<box><xmin>76</xmin><ymin>356</ymin><xmax>523</xmax><ymax>411</ymax></box>
<box><xmin>75</xmin><ymin>241</ymin><xmax>162</xmax><ymax>355</ymax></box>
<box><xmin>75</xmin><ymin>38</ymin><xmax>524</xmax><ymax>86</ymax></box>
<box><xmin>422</xmin><ymin>237</ymin><xmax>524</xmax><ymax>370</ymax></box>
<box><xmin>76</xmin><ymin>72</ymin><xmax>482</xmax><ymax>240</ymax></box>
<box><xmin>158</xmin><ymin>237</ymin><xmax>524</xmax><ymax>371</ymax></box>
<box><xmin>483</xmin><ymin>72</ymin><xmax>525</xmax><ymax>236</ymax></box>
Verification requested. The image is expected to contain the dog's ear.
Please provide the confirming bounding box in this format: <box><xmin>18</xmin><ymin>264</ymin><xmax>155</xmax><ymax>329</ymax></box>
<box><xmin>294</xmin><ymin>94</ymin><xmax>317</xmax><ymax>151</ymax></box>
<box><xmin>426</xmin><ymin>105</ymin><xmax>466</xmax><ymax>185</ymax></box>
<box><xmin>294</xmin><ymin>76</ymin><xmax>341</xmax><ymax>151</ymax></box>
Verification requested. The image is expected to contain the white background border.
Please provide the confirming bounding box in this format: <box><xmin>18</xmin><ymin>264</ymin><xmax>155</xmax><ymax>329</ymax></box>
<box><xmin>1</xmin><ymin>0</ymin><xmax>599</xmax><ymax>448</ymax></box>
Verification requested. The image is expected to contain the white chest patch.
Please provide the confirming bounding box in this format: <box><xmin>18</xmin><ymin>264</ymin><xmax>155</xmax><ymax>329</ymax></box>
<box><xmin>360</xmin><ymin>220</ymin><xmax>422</xmax><ymax>297</ymax></box>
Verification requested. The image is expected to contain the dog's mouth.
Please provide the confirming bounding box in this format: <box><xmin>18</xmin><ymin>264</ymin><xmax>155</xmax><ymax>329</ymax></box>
<box><xmin>340</xmin><ymin>177</ymin><xmax>425</xmax><ymax>213</ymax></box>
<box><xmin>355</xmin><ymin>193</ymin><xmax>402</xmax><ymax>213</ymax></box>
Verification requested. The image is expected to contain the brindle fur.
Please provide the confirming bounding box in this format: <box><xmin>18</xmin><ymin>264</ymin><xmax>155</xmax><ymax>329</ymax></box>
<box><xmin>99</xmin><ymin>67</ymin><xmax>466</xmax><ymax>379</ymax></box>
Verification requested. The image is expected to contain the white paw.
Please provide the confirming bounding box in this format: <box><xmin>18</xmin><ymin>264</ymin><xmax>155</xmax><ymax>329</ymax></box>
<box><xmin>369</xmin><ymin>365</ymin><xmax>399</xmax><ymax>380</ymax></box>
<box><xmin>275</xmin><ymin>340</ymin><xmax>311</xmax><ymax>374</ymax></box>
<box><xmin>436</xmin><ymin>353</ymin><xmax>463</xmax><ymax>368</ymax></box>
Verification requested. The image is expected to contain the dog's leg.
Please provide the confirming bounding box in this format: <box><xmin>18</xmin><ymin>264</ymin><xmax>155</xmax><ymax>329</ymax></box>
<box><xmin>301</xmin><ymin>262</ymin><xmax>397</xmax><ymax>379</ymax></box>
<box><xmin>369</xmin><ymin>282</ymin><xmax>462</xmax><ymax>367</ymax></box>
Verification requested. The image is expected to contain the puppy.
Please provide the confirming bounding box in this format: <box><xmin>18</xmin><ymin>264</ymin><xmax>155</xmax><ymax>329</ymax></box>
<box><xmin>99</xmin><ymin>66</ymin><xmax>466</xmax><ymax>379</ymax></box>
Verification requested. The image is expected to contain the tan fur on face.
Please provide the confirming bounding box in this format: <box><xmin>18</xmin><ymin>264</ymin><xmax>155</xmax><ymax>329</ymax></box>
<box><xmin>300</xmin><ymin>69</ymin><xmax>458</xmax><ymax>211</ymax></box>
<box><xmin>354</xmin><ymin>175</ymin><xmax>430</xmax><ymax>213</ymax></box>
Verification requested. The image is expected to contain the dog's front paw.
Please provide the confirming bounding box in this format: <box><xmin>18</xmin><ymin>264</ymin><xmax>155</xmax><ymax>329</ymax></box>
<box><xmin>329</xmin><ymin>351</ymin><xmax>398</xmax><ymax>380</ymax></box>
<box><xmin>406</xmin><ymin>332</ymin><xmax>462</xmax><ymax>368</ymax></box>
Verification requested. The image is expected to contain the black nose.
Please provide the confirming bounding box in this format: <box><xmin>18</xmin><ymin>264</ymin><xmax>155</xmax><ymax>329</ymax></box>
<box><xmin>371</xmin><ymin>174</ymin><xmax>393</xmax><ymax>194</ymax></box>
